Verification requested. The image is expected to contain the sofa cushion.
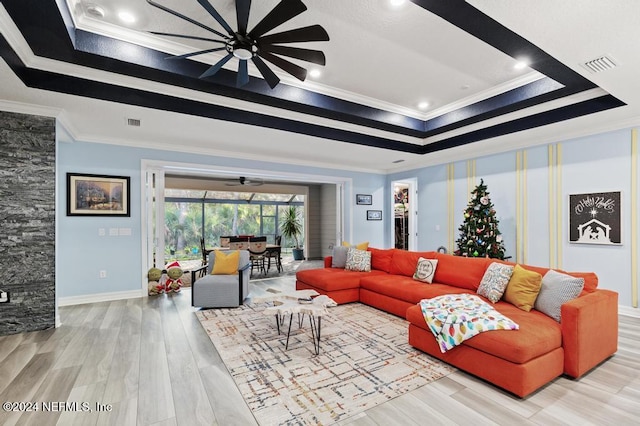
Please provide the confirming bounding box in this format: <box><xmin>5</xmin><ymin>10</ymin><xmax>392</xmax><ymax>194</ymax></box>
<box><xmin>296</xmin><ymin>268</ymin><xmax>386</xmax><ymax>292</ymax></box>
<box><xmin>345</xmin><ymin>247</ymin><xmax>371</xmax><ymax>272</ymax></box>
<box><xmin>535</xmin><ymin>270</ymin><xmax>584</xmax><ymax>322</ymax></box>
<box><xmin>211</xmin><ymin>250</ymin><xmax>239</xmax><ymax>275</ymax></box>
<box><xmin>503</xmin><ymin>264</ymin><xmax>543</xmax><ymax>311</ymax></box>
<box><xmin>331</xmin><ymin>246</ymin><xmax>349</xmax><ymax>268</ymax></box>
<box><xmin>433</xmin><ymin>253</ymin><xmax>490</xmax><ymax>290</ymax></box>
<box><xmin>368</xmin><ymin>247</ymin><xmax>394</xmax><ymax>273</ymax></box>
<box><xmin>413</xmin><ymin>257</ymin><xmax>438</xmax><ymax>283</ymax></box>
<box><xmin>477</xmin><ymin>262</ymin><xmax>514</xmax><ymax>303</ymax></box>
<box><xmin>389</xmin><ymin>250</ymin><xmax>437</xmax><ymax>277</ymax></box>
<box><xmin>359</xmin><ymin>275</ymin><xmax>468</xmax><ymax>304</ymax></box>
<box><xmin>406</xmin><ymin>301</ymin><xmax>562</xmax><ymax>364</ymax></box>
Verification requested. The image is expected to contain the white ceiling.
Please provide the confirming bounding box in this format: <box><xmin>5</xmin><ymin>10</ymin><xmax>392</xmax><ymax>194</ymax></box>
<box><xmin>1</xmin><ymin>0</ymin><xmax>640</xmax><ymax>174</ymax></box>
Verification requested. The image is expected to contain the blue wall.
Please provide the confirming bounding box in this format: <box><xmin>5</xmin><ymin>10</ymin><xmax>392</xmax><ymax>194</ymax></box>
<box><xmin>388</xmin><ymin>128</ymin><xmax>638</xmax><ymax>308</ymax></box>
<box><xmin>56</xmin><ymin>134</ymin><xmax>386</xmax><ymax>300</ymax></box>
<box><xmin>57</xmin><ymin>124</ymin><xmax>639</xmax><ymax>310</ymax></box>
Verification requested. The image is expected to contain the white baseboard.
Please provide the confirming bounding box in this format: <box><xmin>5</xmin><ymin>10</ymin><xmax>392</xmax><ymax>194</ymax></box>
<box><xmin>619</xmin><ymin>305</ymin><xmax>640</xmax><ymax>318</ymax></box>
<box><xmin>58</xmin><ymin>289</ymin><xmax>144</xmax><ymax>307</ymax></box>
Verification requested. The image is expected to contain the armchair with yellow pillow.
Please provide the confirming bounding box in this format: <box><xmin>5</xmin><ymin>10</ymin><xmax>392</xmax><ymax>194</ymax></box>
<box><xmin>191</xmin><ymin>249</ymin><xmax>251</xmax><ymax>308</ymax></box>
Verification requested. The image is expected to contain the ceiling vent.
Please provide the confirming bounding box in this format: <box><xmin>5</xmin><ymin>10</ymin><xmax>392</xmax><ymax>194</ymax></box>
<box><xmin>582</xmin><ymin>56</ymin><xmax>617</xmax><ymax>73</ymax></box>
<box><xmin>127</xmin><ymin>118</ymin><xmax>141</xmax><ymax>127</ymax></box>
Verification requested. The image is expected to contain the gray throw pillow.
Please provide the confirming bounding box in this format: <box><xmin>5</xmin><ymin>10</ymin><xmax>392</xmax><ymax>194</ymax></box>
<box><xmin>534</xmin><ymin>269</ymin><xmax>584</xmax><ymax>322</ymax></box>
<box><xmin>331</xmin><ymin>246</ymin><xmax>349</xmax><ymax>268</ymax></box>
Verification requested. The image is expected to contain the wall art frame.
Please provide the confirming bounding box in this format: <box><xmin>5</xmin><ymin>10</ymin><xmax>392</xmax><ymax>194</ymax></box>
<box><xmin>568</xmin><ymin>191</ymin><xmax>621</xmax><ymax>245</ymax></box>
<box><xmin>367</xmin><ymin>210</ymin><xmax>382</xmax><ymax>221</ymax></box>
<box><xmin>356</xmin><ymin>194</ymin><xmax>372</xmax><ymax>205</ymax></box>
<box><xmin>67</xmin><ymin>173</ymin><xmax>131</xmax><ymax>217</ymax></box>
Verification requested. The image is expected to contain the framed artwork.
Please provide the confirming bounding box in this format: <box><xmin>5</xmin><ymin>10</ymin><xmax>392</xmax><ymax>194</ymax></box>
<box><xmin>367</xmin><ymin>210</ymin><xmax>382</xmax><ymax>221</ymax></box>
<box><xmin>67</xmin><ymin>173</ymin><xmax>131</xmax><ymax>217</ymax></box>
<box><xmin>568</xmin><ymin>191</ymin><xmax>621</xmax><ymax>245</ymax></box>
<box><xmin>356</xmin><ymin>194</ymin><xmax>372</xmax><ymax>205</ymax></box>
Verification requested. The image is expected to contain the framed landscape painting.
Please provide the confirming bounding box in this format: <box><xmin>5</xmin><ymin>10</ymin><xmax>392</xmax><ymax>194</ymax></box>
<box><xmin>67</xmin><ymin>173</ymin><xmax>131</xmax><ymax>216</ymax></box>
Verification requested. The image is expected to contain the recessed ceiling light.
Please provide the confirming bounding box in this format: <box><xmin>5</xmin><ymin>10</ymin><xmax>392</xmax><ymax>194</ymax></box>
<box><xmin>308</xmin><ymin>69</ymin><xmax>321</xmax><ymax>78</ymax></box>
<box><xmin>118</xmin><ymin>11</ymin><xmax>136</xmax><ymax>24</ymax></box>
<box><xmin>514</xmin><ymin>61</ymin><xmax>528</xmax><ymax>70</ymax></box>
<box><xmin>390</xmin><ymin>0</ymin><xmax>406</xmax><ymax>6</ymax></box>
<box><xmin>86</xmin><ymin>5</ymin><xmax>105</xmax><ymax>18</ymax></box>
<box><xmin>418</xmin><ymin>101</ymin><xmax>429</xmax><ymax>110</ymax></box>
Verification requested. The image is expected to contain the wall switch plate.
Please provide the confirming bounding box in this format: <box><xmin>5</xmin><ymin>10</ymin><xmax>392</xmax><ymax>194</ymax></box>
<box><xmin>0</xmin><ymin>290</ymin><xmax>9</xmax><ymax>303</ymax></box>
<box><xmin>99</xmin><ymin>270</ymin><xmax>107</xmax><ymax>279</ymax></box>
<box><xmin>98</xmin><ymin>228</ymin><xmax>106</xmax><ymax>236</ymax></box>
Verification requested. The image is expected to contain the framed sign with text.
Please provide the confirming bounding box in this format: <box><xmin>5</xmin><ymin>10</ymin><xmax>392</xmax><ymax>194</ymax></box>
<box><xmin>568</xmin><ymin>191</ymin><xmax>621</xmax><ymax>245</ymax></box>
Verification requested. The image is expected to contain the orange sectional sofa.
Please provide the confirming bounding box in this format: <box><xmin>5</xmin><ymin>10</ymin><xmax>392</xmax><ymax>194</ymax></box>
<box><xmin>295</xmin><ymin>248</ymin><xmax>618</xmax><ymax>397</ymax></box>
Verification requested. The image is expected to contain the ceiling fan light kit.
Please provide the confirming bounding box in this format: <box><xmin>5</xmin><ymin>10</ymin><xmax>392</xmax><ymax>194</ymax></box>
<box><xmin>146</xmin><ymin>0</ymin><xmax>330</xmax><ymax>89</ymax></box>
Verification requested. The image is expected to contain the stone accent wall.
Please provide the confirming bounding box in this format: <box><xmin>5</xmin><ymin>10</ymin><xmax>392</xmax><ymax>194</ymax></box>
<box><xmin>0</xmin><ymin>110</ymin><xmax>56</xmax><ymax>335</ymax></box>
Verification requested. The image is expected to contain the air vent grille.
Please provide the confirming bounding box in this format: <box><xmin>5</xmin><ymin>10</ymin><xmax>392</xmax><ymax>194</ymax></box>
<box><xmin>583</xmin><ymin>56</ymin><xmax>617</xmax><ymax>73</ymax></box>
<box><xmin>127</xmin><ymin>118</ymin><xmax>141</xmax><ymax>127</ymax></box>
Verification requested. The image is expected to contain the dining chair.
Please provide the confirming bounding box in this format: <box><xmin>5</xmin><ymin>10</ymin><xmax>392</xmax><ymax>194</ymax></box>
<box><xmin>248</xmin><ymin>236</ymin><xmax>268</xmax><ymax>276</ymax></box>
<box><xmin>265</xmin><ymin>235</ymin><xmax>283</xmax><ymax>273</ymax></box>
<box><xmin>228</xmin><ymin>236</ymin><xmax>249</xmax><ymax>250</ymax></box>
<box><xmin>219</xmin><ymin>236</ymin><xmax>232</xmax><ymax>248</ymax></box>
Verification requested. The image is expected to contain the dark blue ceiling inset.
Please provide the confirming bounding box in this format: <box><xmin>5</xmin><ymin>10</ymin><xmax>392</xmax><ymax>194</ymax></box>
<box><xmin>0</xmin><ymin>0</ymin><xmax>626</xmax><ymax>155</ymax></box>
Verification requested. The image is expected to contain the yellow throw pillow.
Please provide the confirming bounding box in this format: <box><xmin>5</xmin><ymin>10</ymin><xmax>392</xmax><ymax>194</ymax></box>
<box><xmin>211</xmin><ymin>250</ymin><xmax>240</xmax><ymax>275</ymax></box>
<box><xmin>342</xmin><ymin>241</ymin><xmax>369</xmax><ymax>250</ymax></box>
<box><xmin>503</xmin><ymin>264</ymin><xmax>543</xmax><ymax>311</ymax></box>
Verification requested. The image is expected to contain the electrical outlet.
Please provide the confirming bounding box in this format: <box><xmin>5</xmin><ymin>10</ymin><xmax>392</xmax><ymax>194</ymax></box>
<box><xmin>0</xmin><ymin>290</ymin><xmax>9</xmax><ymax>303</ymax></box>
<box><xmin>99</xmin><ymin>270</ymin><xmax>107</xmax><ymax>279</ymax></box>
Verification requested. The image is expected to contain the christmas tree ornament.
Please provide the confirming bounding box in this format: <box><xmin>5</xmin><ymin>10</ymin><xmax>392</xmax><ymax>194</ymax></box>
<box><xmin>473</xmin><ymin>250</ymin><xmax>479</xmax><ymax>256</ymax></box>
<box><xmin>480</xmin><ymin>196</ymin><xmax>489</xmax><ymax>205</ymax></box>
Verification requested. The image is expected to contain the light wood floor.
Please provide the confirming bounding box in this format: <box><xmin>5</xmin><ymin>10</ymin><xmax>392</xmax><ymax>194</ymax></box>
<box><xmin>1</xmin><ymin>276</ymin><xmax>638</xmax><ymax>426</ymax></box>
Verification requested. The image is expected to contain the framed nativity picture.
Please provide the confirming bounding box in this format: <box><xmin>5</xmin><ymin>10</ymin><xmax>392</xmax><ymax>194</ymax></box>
<box><xmin>67</xmin><ymin>173</ymin><xmax>131</xmax><ymax>216</ymax></box>
<box><xmin>568</xmin><ymin>191</ymin><xmax>621</xmax><ymax>245</ymax></box>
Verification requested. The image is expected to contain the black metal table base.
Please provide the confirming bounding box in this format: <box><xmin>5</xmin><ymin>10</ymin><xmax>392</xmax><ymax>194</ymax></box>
<box><xmin>274</xmin><ymin>312</ymin><xmax>322</xmax><ymax>355</ymax></box>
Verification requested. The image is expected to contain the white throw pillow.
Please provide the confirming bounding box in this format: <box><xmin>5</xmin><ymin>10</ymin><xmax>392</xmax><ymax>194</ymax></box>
<box><xmin>413</xmin><ymin>257</ymin><xmax>438</xmax><ymax>283</ymax></box>
<box><xmin>345</xmin><ymin>247</ymin><xmax>371</xmax><ymax>272</ymax></box>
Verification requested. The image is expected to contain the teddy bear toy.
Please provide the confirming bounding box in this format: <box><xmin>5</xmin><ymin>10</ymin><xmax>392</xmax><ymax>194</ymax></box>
<box><xmin>147</xmin><ymin>267</ymin><xmax>164</xmax><ymax>295</ymax></box>
<box><xmin>165</xmin><ymin>261</ymin><xmax>184</xmax><ymax>293</ymax></box>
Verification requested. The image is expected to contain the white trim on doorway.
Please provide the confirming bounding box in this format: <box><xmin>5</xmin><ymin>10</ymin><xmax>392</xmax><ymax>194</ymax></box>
<box><xmin>139</xmin><ymin>159</ymin><xmax>351</xmax><ymax>296</ymax></box>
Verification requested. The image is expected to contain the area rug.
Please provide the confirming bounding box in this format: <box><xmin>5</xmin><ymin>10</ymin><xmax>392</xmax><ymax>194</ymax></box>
<box><xmin>196</xmin><ymin>302</ymin><xmax>454</xmax><ymax>425</ymax></box>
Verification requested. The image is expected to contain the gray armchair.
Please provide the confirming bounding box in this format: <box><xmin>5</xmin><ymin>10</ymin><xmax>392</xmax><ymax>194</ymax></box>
<box><xmin>191</xmin><ymin>250</ymin><xmax>251</xmax><ymax>308</ymax></box>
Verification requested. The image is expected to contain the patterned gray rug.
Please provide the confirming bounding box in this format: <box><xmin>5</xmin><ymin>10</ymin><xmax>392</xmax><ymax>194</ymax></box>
<box><xmin>197</xmin><ymin>302</ymin><xmax>453</xmax><ymax>425</ymax></box>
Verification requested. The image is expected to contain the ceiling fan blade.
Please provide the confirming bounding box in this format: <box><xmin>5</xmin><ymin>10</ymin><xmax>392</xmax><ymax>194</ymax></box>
<box><xmin>146</xmin><ymin>0</ymin><xmax>228</xmax><ymax>39</ymax></box>
<box><xmin>260</xmin><ymin>45</ymin><xmax>325</xmax><ymax>65</ymax></box>
<box><xmin>237</xmin><ymin>60</ymin><xmax>250</xmax><ymax>87</ymax></box>
<box><xmin>248</xmin><ymin>0</ymin><xmax>306</xmax><ymax>39</ymax></box>
<box><xmin>258</xmin><ymin>25</ymin><xmax>330</xmax><ymax>45</ymax></box>
<box><xmin>196</xmin><ymin>0</ymin><xmax>234</xmax><ymax>35</ymax></box>
<box><xmin>149</xmin><ymin>31</ymin><xmax>225</xmax><ymax>44</ymax></box>
<box><xmin>168</xmin><ymin>47</ymin><xmax>227</xmax><ymax>61</ymax></box>
<box><xmin>252</xmin><ymin>56</ymin><xmax>280</xmax><ymax>89</ymax></box>
<box><xmin>200</xmin><ymin>53</ymin><xmax>234</xmax><ymax>79</ymax></box>
<box><xmin>260</xmin><ymin>51</ymin><xmax>307</xmax><ymax>82</ymax></box>
<box><xmin>236</xmin><ymin>0</ymin><xmax>251</xmax><ymax>34</ymax></box>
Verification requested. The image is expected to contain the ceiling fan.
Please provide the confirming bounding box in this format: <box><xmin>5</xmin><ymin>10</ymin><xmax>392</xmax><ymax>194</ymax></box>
<box><xmin>146</xmin><ymin>0</ymin><xmax>330</xmax><ymax>89</ymax></box>
<box><xmin>224</xmin><ymin>176</ymin><xmax>264</xmax><ymax>186</ymax></box>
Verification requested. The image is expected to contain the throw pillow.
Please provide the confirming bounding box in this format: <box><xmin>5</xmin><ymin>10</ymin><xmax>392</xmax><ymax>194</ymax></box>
<box><xmin>413</xmin><ymin>257</ymin><xmax>438</xmax><ymax>283</ymax></box>
<box><xmin>331</xmin><ymin>245</ymin><xmax>349</xmax><ymax>268</ymax></box>
<box><xmin>345</xmin><ymin>247</ymin><xmax>371</xmax><ymax>272</ymax></box>
<box><xmin>534</xmin><ymin>269</ymin><xmax>584</xmax><ymax>322</ymax></box>
<box><xmin>342</xmin><ymin>241</ymin><xmax>369</xmax><ymax>250</ymax></box>
<box><xmin>477</xmin><ymin>262</ymin><xmax>514</xmax><ymax>303</ymax></box>
<box><xmin>503</xmin><ymin>264</ymin><xmax>543</xmax><ymax>311</ymax></box>
<box><xmin>211</xmin><ymin>250</ymin><xmax>240</xmax><ymax>275</ymax></box>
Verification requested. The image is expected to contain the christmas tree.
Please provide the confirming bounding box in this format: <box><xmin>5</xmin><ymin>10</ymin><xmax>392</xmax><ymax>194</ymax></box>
<box><xmin>455</xmin><ymin>179</ymin><xmax>507</xmax><ymax>259</ymax></box>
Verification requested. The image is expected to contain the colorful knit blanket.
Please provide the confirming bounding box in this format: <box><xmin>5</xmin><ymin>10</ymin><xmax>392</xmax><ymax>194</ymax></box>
<box><xmin>419</xmin><ymin>294</ymin><xmax>519</xmax><ymax>353</ymax></box>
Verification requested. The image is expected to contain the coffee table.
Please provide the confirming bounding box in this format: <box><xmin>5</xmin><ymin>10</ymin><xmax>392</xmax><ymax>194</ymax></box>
<box><xmin>259</xmin><ymin>290</ymin><xmax>335</xmax><ymax>355</ymax></box>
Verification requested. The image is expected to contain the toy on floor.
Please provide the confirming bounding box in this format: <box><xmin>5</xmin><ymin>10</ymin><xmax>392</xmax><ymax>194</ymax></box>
<box><xmin>165</xmin><ymin>261</ymin><xmax>184</xmax><ymax>293</ymax></box>
<box><xmin>147</xmin><ymin>267</ymin><xmax>164</xmax><ymax>295</ymax></box>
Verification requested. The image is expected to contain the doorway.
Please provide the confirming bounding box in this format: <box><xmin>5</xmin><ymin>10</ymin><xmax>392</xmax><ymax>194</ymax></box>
<box><xmin>391</xmin><ymin>178</ymin><xmax>418</xmax><ymax>251</ymax></box>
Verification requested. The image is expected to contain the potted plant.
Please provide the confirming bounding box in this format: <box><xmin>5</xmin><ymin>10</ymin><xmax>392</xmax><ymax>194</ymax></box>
<box><xmin>281</xmin><ymin>206</ymin><xmax>304</xmax><ymax>260</ymax></box>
